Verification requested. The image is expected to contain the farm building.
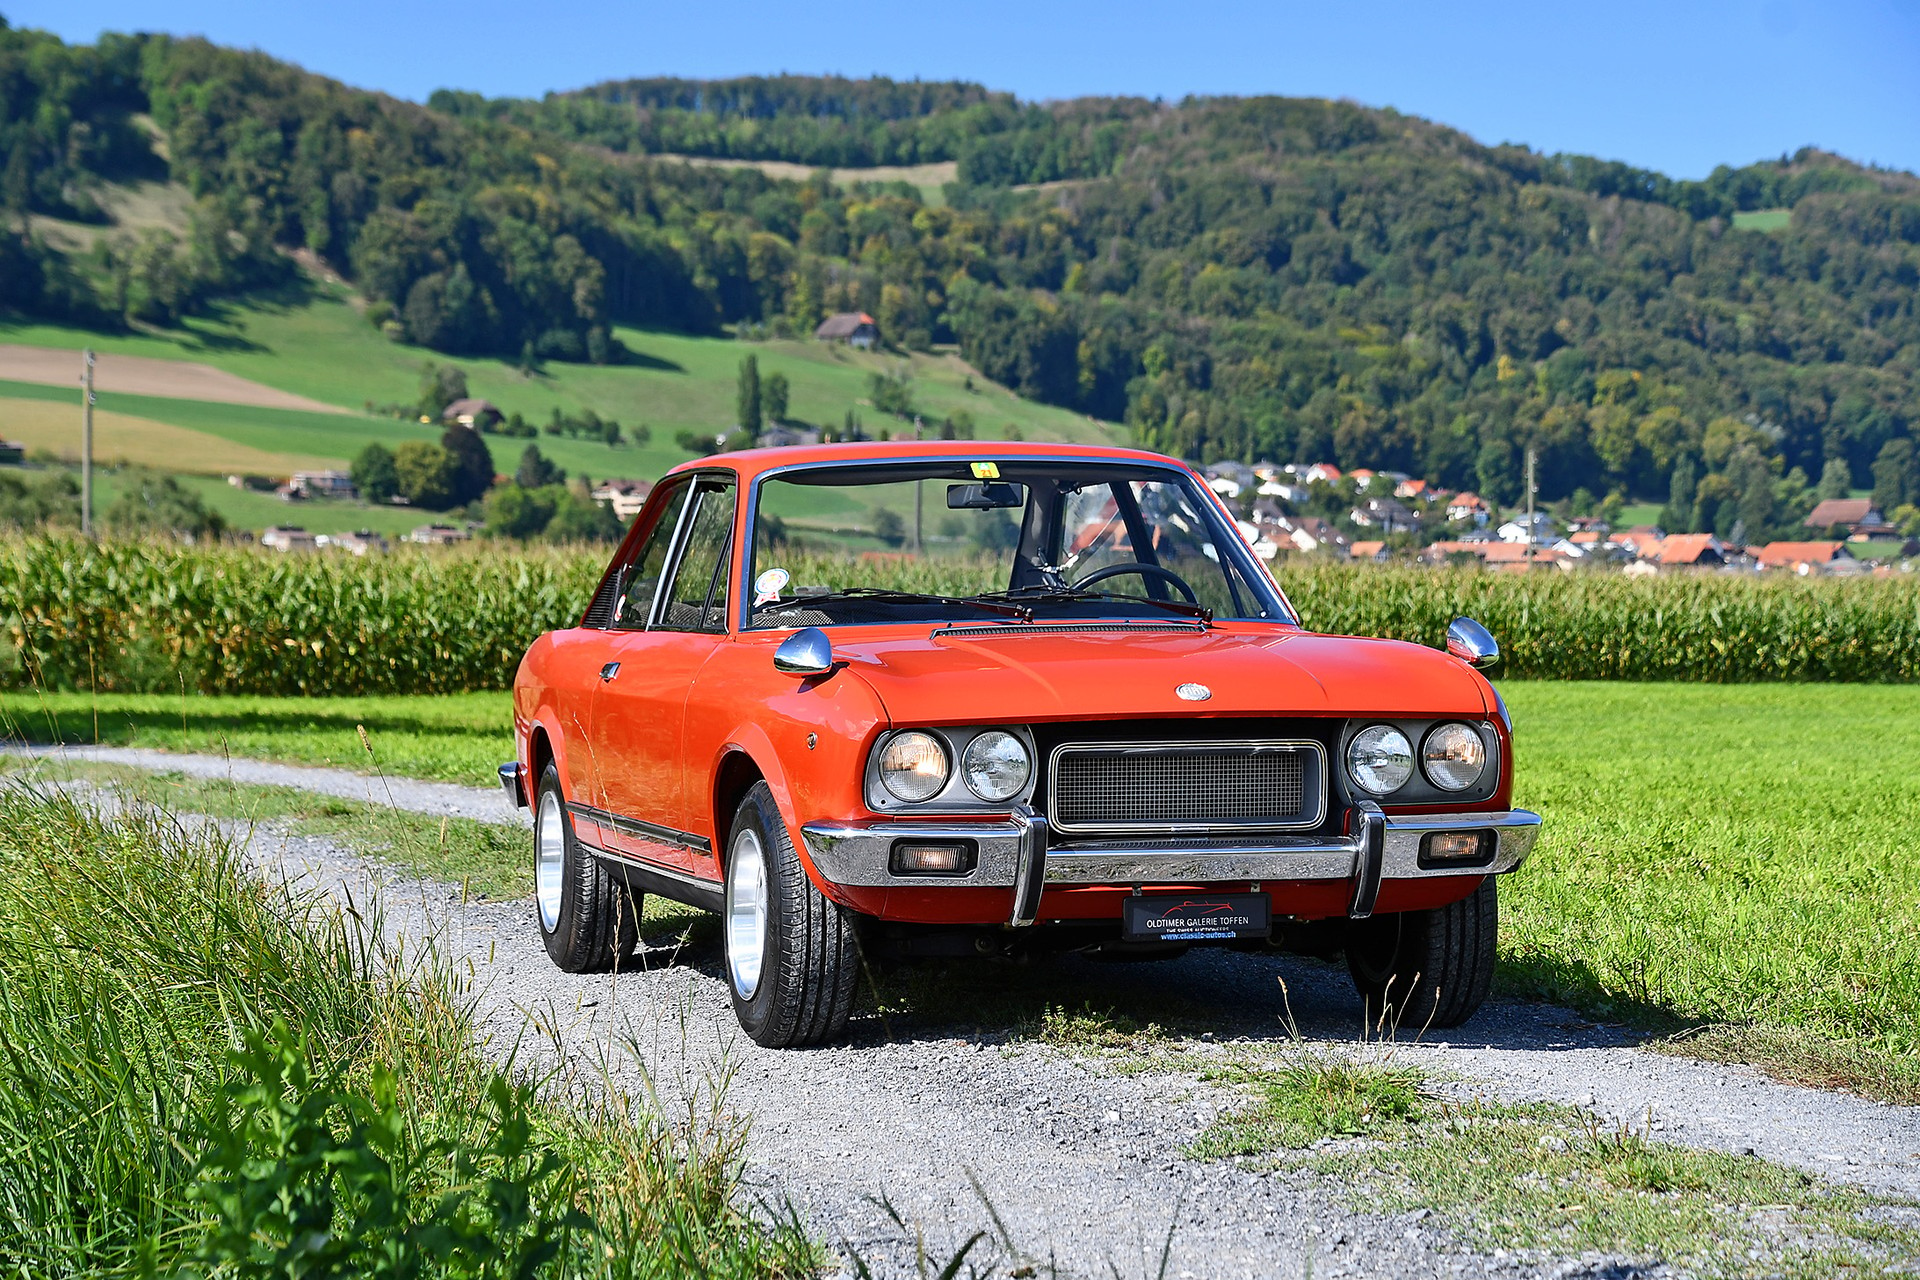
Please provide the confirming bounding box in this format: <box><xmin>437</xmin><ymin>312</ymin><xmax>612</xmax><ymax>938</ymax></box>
<box><xmin>442</xmin><ymin>398</ymin><xmax>502</xmax><ymax>429</ymax></box>
<box><xmin>291</xmin><ymin>469</ymin><xmax>355</xmax><ymax>498</ymax></box>
<box><xmin>1348</xmin><ymin>540</ymin><xmax>1389</xmax><ymax>562</ymax></box>
<box><xmin>1655</xmin><ymin>533</ymin><xmax>1727</xmax><ymax>567</ymax></box>
<box><xmin>1804</xmin><ymin>498</ymin><xmax>1883</xmax><ymax>534</ymax></box>
<box><xmin>406</xmin><ymin>523</ymin><xmax>470</xmax><ymax>545</ymax></box>
<box><xmin>814</xmin><ymin>312</ymin><xmax>879</xmax><ymax>348</ymax></box>
<box><xmin>325</xmin><ymin>530</ymin><xmax>389</xmax><ymax>556</ymax></box>
<box><xmin>0</xmin><ymin>439</ymin><xmax>23</xmax><ymax>465</ymax></box>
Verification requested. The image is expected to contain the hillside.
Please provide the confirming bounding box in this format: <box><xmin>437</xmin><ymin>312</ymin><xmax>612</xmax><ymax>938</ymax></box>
<box><xmin>3</xmin><ymin>25</ymin><xmax>1918</xmax><ymax>544</ymax></box>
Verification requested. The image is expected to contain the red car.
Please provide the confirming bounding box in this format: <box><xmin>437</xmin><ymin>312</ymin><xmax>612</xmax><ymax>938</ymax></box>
<box><xmin>504</xmin><ymin>442</ymin><xmax>1540</xmax><ymax>1047</ymax></box>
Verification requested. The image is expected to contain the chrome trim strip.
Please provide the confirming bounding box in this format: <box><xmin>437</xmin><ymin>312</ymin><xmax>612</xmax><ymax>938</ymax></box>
<box><xmin>566</xmin><ymin>801</ymin><xmax>713</xmax><ymax>855</ymax></box>
<box><xmin>798</xmin><ymin>809</ymin><xmax>1541</xmax><ymax>890</ymax></box>
<box><xmin>1045</xmin><ymin>738</ymin><xmax>1328</xmax><ymax>835</ymax></box>
<box><xmin>498</xmin><ymin>761</ymin><xmax>527</xmax><ymax>808</ymax></box>
<box><xmin>931</xmin><ymin>620</ymin><xmax>1209</xmax><ymax>640</ymax></box>
<box><xmin>580</xmin><ymin>838</ymin><xmax>725</xmax><ymax>912</ymax></box>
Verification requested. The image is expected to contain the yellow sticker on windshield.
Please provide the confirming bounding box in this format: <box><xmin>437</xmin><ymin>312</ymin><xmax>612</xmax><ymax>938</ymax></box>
<box><xmin>971</xmin><ymin>461</ymin><xmax>1001</xmax><ymax>479</ymax></box>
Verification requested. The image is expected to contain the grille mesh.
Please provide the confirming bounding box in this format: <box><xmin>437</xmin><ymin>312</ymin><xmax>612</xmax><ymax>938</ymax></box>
<box><xmin>1051</xmin><ymin>743</ymin><xmax>1315</xmax><ymax>830</ymax></box>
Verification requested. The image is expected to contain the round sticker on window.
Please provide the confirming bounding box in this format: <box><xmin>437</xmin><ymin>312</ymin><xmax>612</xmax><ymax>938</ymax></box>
<box><xmin>753</xmin><ymin>567</ymin><xmax>790</xmax><ymax>606</ymax></box>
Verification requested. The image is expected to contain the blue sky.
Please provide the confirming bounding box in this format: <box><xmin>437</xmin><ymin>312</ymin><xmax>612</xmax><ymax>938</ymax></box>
<box><xmin>11</xmin><ymin>0</ymin><xmax>1919</xmax><ymax>179</ymax></box>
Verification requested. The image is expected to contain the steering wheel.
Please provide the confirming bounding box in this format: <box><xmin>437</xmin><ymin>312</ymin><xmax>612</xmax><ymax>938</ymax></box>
<box><xmin>1072</xmin><ymin>561</ymin><xmax>1200</xmax><ymax>605</ymax></box>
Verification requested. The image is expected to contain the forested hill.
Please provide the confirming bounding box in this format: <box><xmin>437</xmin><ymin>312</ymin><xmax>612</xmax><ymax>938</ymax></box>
<box><xmin>5</xmin><ymin>22</ymin><xmax>1919</xmax><ymax>537</ymax></box>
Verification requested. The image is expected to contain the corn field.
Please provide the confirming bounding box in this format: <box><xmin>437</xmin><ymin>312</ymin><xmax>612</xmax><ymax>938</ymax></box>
<box><xmin>3</xmin><ymin>537</ymin><xmax>1917</xmax><ymax>694</ymax></box>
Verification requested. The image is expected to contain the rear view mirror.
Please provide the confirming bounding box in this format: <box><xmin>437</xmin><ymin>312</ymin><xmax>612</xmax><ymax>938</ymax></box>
<box><xmin>947</xmin><ymin>482</ymin><xmax>1024</xmax><ymax>510</ymax></box>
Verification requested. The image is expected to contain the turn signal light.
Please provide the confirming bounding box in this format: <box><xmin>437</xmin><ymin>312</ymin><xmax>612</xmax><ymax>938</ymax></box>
<box><xmin>890</xmin><ymin>841</ymin><xmax>975</xmax><ymax>876</ymax></box>
<box><xmin>1418</xmin><ymin>830</ymin><xmax>1493</xmax><ymax>869</ymax></box>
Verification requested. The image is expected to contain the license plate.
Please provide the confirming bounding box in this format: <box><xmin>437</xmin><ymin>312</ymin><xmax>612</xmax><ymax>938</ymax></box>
<box><xmin>1122</xmin><ymin>893</ymin><xmax>1270</xmax><ymax>942</ymax></box>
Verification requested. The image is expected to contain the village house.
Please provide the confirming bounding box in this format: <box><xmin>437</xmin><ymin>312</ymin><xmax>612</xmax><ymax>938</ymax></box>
<box><xmin>590</xmin><ymin>479</ymin><xmax>654</xmax><ymax>521</ymax></box>
<box><xmin>1350</xmin><ymin>496</ymin><xmax>1418</xmax><ymax>533</ymax></box>
<box><xmin>291</xmin><ymin>469</ymin><xmax>356</xmax><ymax>499</ymax></box>
<box><xmin>1655</xmin><ymin>533</ymin><xmax>1727</xmax><ymax>568</ymax></box>
<box><xmin>259</xmin><ymin>526</ymin><xmax>317</xmax><ymax>552</ymax></box>
<box><xmin>442</xmin><ymin>398</ymin><xmax>502</xmax><ymax>430</ymax></box>
<box><xmin>1348</xmin><ymin>540</ymin><xmax>1389</xmax><ymax>563</ymax></box>
<box><xmin>406</xmin><ymin>523</ymin><xmax>470</xmax><ymax>545</ymax></box>
<box><xmin>813</xmin><ymin>312</ymin><xmax>879</xmax><ymax>348</ymax></box>
<box><xmin>323</xmin><ymin>529</ymin><xmax>389</xmax><ymax>556</ymax></box>
<box><xmin>1271</xmin><ymin>515</ymin><xmax>1350</xmax><ymax>556</ymax></box>
<box><xmin>1302</xmin><ymin>463</ymin><xmax>1343</xmax><ymax>486</ymax></box>
<box><xmin>1496</xmin><ymin>512</ymin><xmax>1558</xmax><ymax>544</ymax></box>
<box><xmin>1445</xmin><ymin>493</ymin><xmax>1490</xmax><ymax>527</ymax></box>
<box><xmin>1394</xmin><ymin>478</ymin><xmax>1429</xmax><ymax>501</ymax></box>
<box><xmin>0</xmin><ymin>439</ymin><xmax>24</xmax><ymax>465</ymax></box>
<box><xmin>1753</xmin><ymin>540</ymin><xmax>1855</xmax><ymax>574</ymax></box>
<box><xmin>758</xmin><ymin>424</ymin><xmax>823</xmax><ymax>448</ymax></box>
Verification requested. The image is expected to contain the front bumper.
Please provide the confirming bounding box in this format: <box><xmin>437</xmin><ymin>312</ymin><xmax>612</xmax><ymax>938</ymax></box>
<box><xmin>800</xmin><ymin>807</ymin><xmax>1541</xmax><ymax>923</ymax></box>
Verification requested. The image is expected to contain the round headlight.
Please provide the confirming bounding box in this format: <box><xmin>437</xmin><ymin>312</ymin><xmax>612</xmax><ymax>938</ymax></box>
<box><xmin>961</xmin><ymin>731</ymin><xmax>1031</xmax><ymax>802</ymax></box>
<box><xmin>1422</xmin><ymin>722</ymin><xmax>1487</xmax><ymax>791</ymax></box>
<box><xmin>878</xmin><ymin>731</ymin><xmax>950</xmax><ymax>803</ymax></box>
<box><xmin>1348</xmin><ymin>725</ymin><xmax>1413</xmax><ymax>795</ymax></box>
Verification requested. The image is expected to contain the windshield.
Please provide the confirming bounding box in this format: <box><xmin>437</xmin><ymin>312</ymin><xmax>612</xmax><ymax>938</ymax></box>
<box><xmin>745</xmin><ymin>459</ymin><xmax>1293</xmax><ymax>629</ymax></box>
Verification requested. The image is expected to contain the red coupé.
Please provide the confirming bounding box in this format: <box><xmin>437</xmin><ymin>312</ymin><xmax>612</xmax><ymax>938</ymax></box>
<box><xmin>504</xmin><ymin>442</ymin><xmax>1540</xmax><ymax>1047</ymax></box>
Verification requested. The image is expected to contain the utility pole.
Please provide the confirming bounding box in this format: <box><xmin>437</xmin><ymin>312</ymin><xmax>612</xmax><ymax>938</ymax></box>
<box><xmin>81</xmin><ymin>349</ymin><xmax>95</xmax><ymax>538</ymax></box>
<box><xmin>1524</xmin><ymin>446</ymin><xmax>1537</xmax><ymax>571</ymax></box>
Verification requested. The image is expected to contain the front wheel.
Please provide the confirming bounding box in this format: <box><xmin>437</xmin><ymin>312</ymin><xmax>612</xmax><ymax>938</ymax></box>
<box><xmin>1345</xmin><ymin>877</ymin><xmax>1497</xmax><ymax>1029</ymax></box>
<box><xmin>533</xmin><ymin>762</ymin><xmax>639</xmax><ymax>972</ymax></box>
<box><xmin>725</xmin><ymin>781</ymin><xmax>859</xmax><ymax>1048</ymax></box>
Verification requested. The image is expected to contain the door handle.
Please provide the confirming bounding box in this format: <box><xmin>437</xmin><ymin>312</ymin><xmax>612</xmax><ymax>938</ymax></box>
<box><xmin>599</xmin><ymin>662</ymin><xmax>620</xmax><ymax>681</ymax></box>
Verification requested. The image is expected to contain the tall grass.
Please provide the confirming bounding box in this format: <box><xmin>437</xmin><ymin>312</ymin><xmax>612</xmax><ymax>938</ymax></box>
<box><xmin>0</xmin><ymin>781</ymin><xmax>811</xmax><ymax>1276</ymax></box>
<box><xmin>4</xmin><ymin>536</ymin><xmax>1917</xmax><ymax>693</ymax></box>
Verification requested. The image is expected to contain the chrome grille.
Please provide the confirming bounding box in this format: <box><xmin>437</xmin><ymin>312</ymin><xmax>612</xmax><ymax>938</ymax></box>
<box><xmin>1048</xmin><ymin>740</ymin><xmax>1325</xmax><ymax>833</ymax></box>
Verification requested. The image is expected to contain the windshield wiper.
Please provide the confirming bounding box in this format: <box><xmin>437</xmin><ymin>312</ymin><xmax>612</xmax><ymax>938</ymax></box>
<box><xmin>976</xmin><ymin>586</ymin><xmax>1213</xmax><ymax>624</ymax></box>
<box><xmin>762</xmin><ymin>587</ymin><xmax>1033</xmax><ymax>621</ymax></box>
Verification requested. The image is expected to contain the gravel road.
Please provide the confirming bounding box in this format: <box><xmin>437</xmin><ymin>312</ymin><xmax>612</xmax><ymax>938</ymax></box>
<box><xmin>19</xmin><ymin>744</ymin><xmax>1920</xmax><ymax>1277</ymax></box>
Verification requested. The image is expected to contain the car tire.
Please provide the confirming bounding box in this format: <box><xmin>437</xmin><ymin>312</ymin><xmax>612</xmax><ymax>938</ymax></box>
<box><xmin>1344</xmin><ymin>877</ymin><xmax>1497</xmax><ymax>1030</ymax></box>
<box><xmin>533</xmin><ymin>762</ymin><xmax>639</xmax><ymax>973</ymax></box>
<box><xmin>724</xmin><ymin>780</ymin><xmax>859</xmax><ymax>1048</ymax></box>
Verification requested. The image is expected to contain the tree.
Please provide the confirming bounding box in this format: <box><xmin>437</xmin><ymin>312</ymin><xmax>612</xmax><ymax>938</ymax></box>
<box><xmin>869</xmin><ymin>369</ymin><xmax>913</xmax><ymax>417</ymax></box>
<box><xmin>545</xmin><ymin>490</ymin><xmax>625</xmax><ymax>542</ymax></box>
<box><xmin>440</xmin><ymin>423</ymin><xmax>495</xmax><ymax>505</ymax></box>
<box><xmin>1817</xmin><ymin>457</ymin><xmax>1853</xmax><ymax>501</ymax></box>
<box><xmin>763</xmin><ymin>371</ymin><xmax>789</xmax><ymax>424</ymax></box>
<box><xmin>483</xmin><ymin>483</ymin><xmax>558</xmax><ymax>539</ymax></box>
<box><xmin>1871</xmin><ymin>439</ymin><xmax>1917</xmax><ymax>514</ymax></box>
<box><xmin>416</xmin><ymin>362</ymin><xmax>468</xmax><ymax>420</ymax></box>
<box><xmin>872</xmin><ymin>507</ymin><xmax>905</xmax><ymax>547</ymax></box>
<box><xmin>104</xmin><ymin>469</ymin><xmax>225</xmax><ymax>541</ymax></box>
<box><xmin>350</xmin><ymin>443</ymin><xmax>400</xmax><ymax>503</ymax></box>
<box><xmin>514</xmin><ymin>444</ymin><xmax>564</xmax><ymax>490</ymax></box>
<box><xmin>737</xmin><ymin>354</ymin><xmax>762</xmax><ymax>434</ymax></box>
<box><xmin>394</xmin><ymin>442</ymin><xmax>459</xmax><ymax>509</ymax></box>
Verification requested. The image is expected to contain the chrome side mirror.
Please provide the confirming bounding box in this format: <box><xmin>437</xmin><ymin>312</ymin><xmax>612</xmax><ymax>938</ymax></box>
<box><xmin>773</xmin><ymin>626</ymin><xmax>836</xmax><ymax>676</ymax></box>
<box><xmin>1446</xmin><ymin>617</ymin><xmax>1500</xmax><ymax>669</ymax></box>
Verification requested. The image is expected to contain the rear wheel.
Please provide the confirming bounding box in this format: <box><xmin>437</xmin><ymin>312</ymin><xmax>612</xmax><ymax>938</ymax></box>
<box><xmin>533</xmin><ymin>762</ymin><xmax>638</xmax><ymax>972</ymax></box>
<box><xmin>1345</xmin><ymin>877</ymin><xmax>1497</xmax><ymax>1029</ymax></box>
<box><xmin>725</xmin><ymin>781</ymin><xmax>859</xmax><ymax>1048</ymax></box>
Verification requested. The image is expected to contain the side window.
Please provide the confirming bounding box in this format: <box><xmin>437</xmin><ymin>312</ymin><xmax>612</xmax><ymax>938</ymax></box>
<box><xmin>657</xmin><ymin>482</ymin><xmax>737</xmax><ymax>633</ymax></box>
<box><xmin>611</xmin><ymin>482</ymin><xmax>691</xmax><ymax>629</ymax></box>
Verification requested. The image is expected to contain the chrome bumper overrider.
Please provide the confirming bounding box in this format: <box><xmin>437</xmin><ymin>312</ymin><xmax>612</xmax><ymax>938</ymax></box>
<box><xmin>799</xmin><ymin>808</ymin><xmax>1541</xmax><ymax>922</ymax></box>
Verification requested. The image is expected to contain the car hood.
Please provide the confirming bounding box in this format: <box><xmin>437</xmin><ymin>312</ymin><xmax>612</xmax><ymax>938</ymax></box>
<box><xmin>830</xmin><ymin>624</ymin><xmax>1493</xmax><ymax>724</ymax></box>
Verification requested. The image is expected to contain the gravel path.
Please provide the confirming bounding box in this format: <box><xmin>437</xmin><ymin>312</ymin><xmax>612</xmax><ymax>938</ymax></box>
<box><xmin>21</xmin><ymin>744</ymin><xmax>1920</xmax><ymax>1277</ymax></box>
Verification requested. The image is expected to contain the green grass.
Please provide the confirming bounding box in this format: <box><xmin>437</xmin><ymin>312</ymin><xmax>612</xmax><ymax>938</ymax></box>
<box><xmin>1733</xmin><ymin>208</ymin><xmax>1793</xmax><ymax>232</ymax></box>
<box><xmin>0</xmin><ymin>270</ymin><xmax>1121</xmax><ymax>536</ymax></box>
<box><xmin>0</xmin><ymin>780</ymin><xmax>811</xmax><ymax>1276</ymax></box>
<box><xmin>0</xmin><ymin>690</ymin><xmax>511</xmax><ymax>785</ymax></box>
<box><xmin>1192</xmin><ymin>1054</ymin><xmax>1920</xmax><ymax>1277</ymax></box>
<box><xmin>12</xmin><ymin>681</ymin><xmax>1920</xmax><ymax>1099</ymax></box>
<box><xmin>1499</xmin><ymin>681</ymin><xmax>1920</xmax><ymax>1100</ymax></box>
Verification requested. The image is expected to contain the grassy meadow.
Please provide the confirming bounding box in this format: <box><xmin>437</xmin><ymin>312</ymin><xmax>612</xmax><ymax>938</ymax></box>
<box><xmin>1</xmin><ymin>270</ymin><xmax>1119</xmax><ymax>535</ymax></box>
<box><xmin>9</xmin><ymin>679</ymin><xmax>1920</xmax><ymax>1099</ymax></box>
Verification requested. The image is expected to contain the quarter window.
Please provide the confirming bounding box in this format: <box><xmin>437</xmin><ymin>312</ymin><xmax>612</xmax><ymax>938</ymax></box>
<box><xmin>657</xmin><ymin>482</ymin><xmax>736</xmax><ymax>633</ymax></box>
<box><xmin>611</xmin><ymin>480</ymin><xmax>691</xmax><ymax>629</ymax></box>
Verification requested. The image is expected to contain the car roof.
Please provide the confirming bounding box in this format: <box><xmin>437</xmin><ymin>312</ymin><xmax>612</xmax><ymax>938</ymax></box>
<box><xmin>663</xmin><ymin>439</ymin><xmax>1196</xmax><ymax>484</ymax></box>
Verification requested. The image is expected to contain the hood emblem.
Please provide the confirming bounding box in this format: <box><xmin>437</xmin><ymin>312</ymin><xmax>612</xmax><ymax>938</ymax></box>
<box><xmin>1175</xmin><ymin>682</ymin><xmax>1212</xmax><ymax>702</ymax></box>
